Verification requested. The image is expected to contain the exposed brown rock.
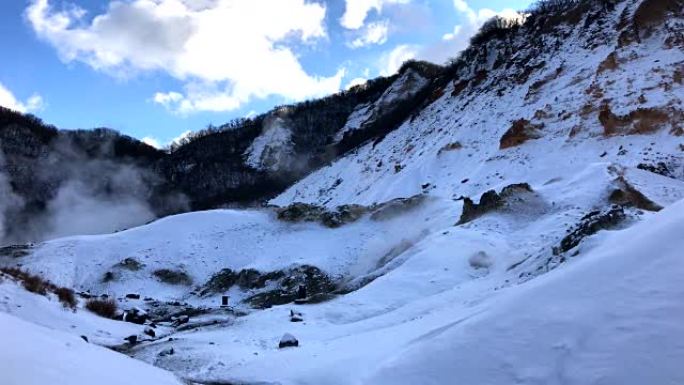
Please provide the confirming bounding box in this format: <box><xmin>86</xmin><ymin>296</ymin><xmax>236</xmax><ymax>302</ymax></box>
<box><xmin>516</xmin><ymin>61</ymin><xmax>546</xmax><ymax>85</ymax></box>
<box><xmin>499</xmin><ymin>119</ymin><xmax>543</xmax><ymax>149</ymax></box>
<box><xmin>438</xmin><ymin>141</ymin><xmax>463</xmax><ymax>154</ymax></box>
<box><xmin>609</xmin><ymin>177</ymin><xmax>662</xmax><ymax>212</ymax></box>
<box><xmin>457</xmin><ymin>183</ymin><xmax>533</xmax><ymax>225</ymax></box>
<box><xmin>618</xmin><ymin>0</ymin><xmax>683</xmax><ymax>47</ymax></box>
<box><xmin>427</xmin><ymin>86</ymin><xmax>445</xmax><ymax>103</ymax></box>
<box><xmin>597</xmin><ymin>52</ymin><xmax>618</xmax><ymax>74</ymax></box>
<box><xmin>527</xmin><ymin>66</ymin><xmax>564</xmax><ymax>100</ymax></box>
<box><xmin>451</xmin><ymin>79</ymin><xmax>469</xmax><ymax>97</ymax></box>
<box><xmin>472</xmin><ymin>70</ymin><xmax>489</xmax><ymax>87</ymax></box>
<box><xmin>633</xmin><ymin>0</ymin><xmax>683</xmax><ymax>38</ymax></box>
<box><xmin>674</xmin><ymin>68</ymin><xmax>683</xmax><ymax>85</ymax></box>
<box><xmin>599</xmin><ymin>103</ymin><xmax>672</xmax><ymax>136</ymax></box>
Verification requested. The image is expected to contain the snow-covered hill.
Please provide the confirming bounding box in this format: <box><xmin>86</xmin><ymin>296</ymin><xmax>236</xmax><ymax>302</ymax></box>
<box><xmin>2</xmin><ymin>0</ymin><xmax>684</xmax><ymax>383</ymax></box>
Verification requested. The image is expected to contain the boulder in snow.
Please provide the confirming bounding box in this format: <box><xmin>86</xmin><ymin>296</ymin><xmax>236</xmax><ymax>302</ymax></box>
<box><xmin>289</xmin><ymin>310</ymin><xmax>303</xmax><ymax>322</ymax></box>
<box><xmin>158</xmin><ymin>347</ymin><xmax>175</xmax><ymax>357</ymax></box>
<box><xmin>278</xmin><ymin>333</ymin><xmax>299</xmax><ymax>348</ymax></box>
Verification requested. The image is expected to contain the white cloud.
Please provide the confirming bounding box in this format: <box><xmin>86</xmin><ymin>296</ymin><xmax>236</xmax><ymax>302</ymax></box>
<box><xmin>419</xmin><ymin>0</ymin><xmax>524</xmax><ymax>64</ymax></box>
<box><xmin>340</xmin><ymin>0</ymin><xmax>410</xmax><ymax>30</ymax></box>
<box><xmin>442</xmin><ymin>25</ymin><xmax>462</xmax><ymax>41</ymax></box>
<box><xmin>153</xmin><ymin>91</ymin><xmax>183</xmax><ymax>110</ymax></box>
<box><xmin>0</xmin><ymin>83</ymin><xmax>44</xmax><ymax>113</ymax></box>
<box><xmin>380</xmin><ymin>44</ymin><xmax>417</xmax><ymax>76</ymax></box>
<box><xmin>349</xmin><ymin>20</ymin><xmax>390</xmax><ymax>48</ymax></box>
<box><xmin>26</xmin><ymin>0</ymin><xmax>344</xmax><ymax>114</ymax></box>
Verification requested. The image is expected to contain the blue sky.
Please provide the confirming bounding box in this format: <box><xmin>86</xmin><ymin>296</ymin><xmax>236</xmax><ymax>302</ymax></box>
<box><xmin>0</xmin><ymin>0</ymin><xmax>534</xmax><ymax>147</ymax></box>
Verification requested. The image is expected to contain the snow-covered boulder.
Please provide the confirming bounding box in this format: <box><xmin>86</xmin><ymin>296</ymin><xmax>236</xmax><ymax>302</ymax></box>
<box><xmin>278</xmin><ymin>333</ymin><xmax>299</xmax><ymax>348</ymax></box>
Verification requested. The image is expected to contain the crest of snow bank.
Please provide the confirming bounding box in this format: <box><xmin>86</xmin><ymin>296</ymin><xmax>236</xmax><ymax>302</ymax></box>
<box><xmin>0</xmin><ymin>312</ymin><xmax>183</xmax><ymax>385</ymax></box>
<box><xmin>364</xmin><ymin>198</ymin><xmax>684</xmax><ymax>385</ymax></box>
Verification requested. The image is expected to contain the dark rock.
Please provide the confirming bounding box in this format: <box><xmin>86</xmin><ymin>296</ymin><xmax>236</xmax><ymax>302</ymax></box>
<box><xmin>153</xmin><ymin>269</ymin><xmax>192</xmax><ymax>286</ymax></box>
<box><xmin>457</xmin><ymin>183</ymin><xmax>533</xmax><ymax>224</ymax></box>
<box><xmin>237</xmin><ymin>268</ymin><xmax>266</xmax><ymax>289</ymax></box>
<box><xmin>369</xmin><ymin>194</ymin><xmax>426</xmax><ymax>221</ymax></box>
<box><xmin>246</xmin><ymin>290</ymin><xmax>296</xmax><ymax>309</ymax></box>
<box><xmin>125</xmin><ymin>293</ymin><xmax>141</xmax><ymax>300</ymax></box>
<box><xmin>245</xmin><ymin>265</ymin><xmax>336</xmax><ymax>309</ymax></box>
<box><xmin>289</xmin><ymin>310</ymin><xmax>304</xmax><ymax>322</ymax></box>
<box><xmin>123</xmin><ymin>307</ymin><xmax>148</xmax><ymax>325</ymax></box>
<box><xmin>202</xmin><ymin>268</ymin><xmax>286</xmax><ymax>295</ymax></box>
<box><xmin>554</xmin><ymin>206</ymin><xmax>626</xmax><ymax>254</ymax></box>
<box><xmin>158</xmin><ymin>347</ymin><xmax>174</xmax><ymax>357</ymax></box>
<box><xmin>118</xmin><ymin>258</ymin><xmax>144</xmax><ymax>271</ymax></box>
<box><xmin>297</xmin><ymin>285</ymin><xmax>307</xmax><ymax>300</ymax></box>
<box><xmin>172</xmin><ymin>315</ymin><xmax>190</xmax><ymax>327</ymax></box>
<box><xmin>276</xmin><ymin>203</ymin><xmax>325</xmax><ymax>222</ymax></box>
<box><xmin>203</xmin><ymin>268</ymin><xmax>238</xmax><ymax>293</ymax></box>
<box><xmin>102</xmin><ymin>271</ymin><xmax>116</xmax><ymax>283</ymax></box>
<box><xmin>124</xmin><ymin>335</ymin><xmax>138</xmax><ymax>345</ymax></box>
<box><xmin>0</xmin><ymin>244</ymin><xmax>32</xmax><ymax>258</ymax></box>
<box><xmin>144</xmin><ymin>327</ymin><xmax>156</xmax><ymax>338</ymax></box>
<box><xmin>320</xmin><ymin>204</ymin><xmax>367</xmax><ymax>228</ymax></box>
<box><xmin>276</xmin><ymin>203</ymin><xmax>367</xmax><ymax>228</ymax></box>
<box><xmin>80</xmin><ymin>335</ymin><xmax>89</xmax><ymax>343</ymax></box>
<box><xmin>637</xmin><ymin>162</ymin><xmax>671</xmax><ymax>177</ymax></box>
<box><xmin>278</xmin><ymin>333</ymin><xmax>299</xmax><ymax>348</ymax></box>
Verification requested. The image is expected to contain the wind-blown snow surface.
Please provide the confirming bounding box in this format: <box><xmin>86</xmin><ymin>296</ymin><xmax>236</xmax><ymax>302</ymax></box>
<box><xmin>0</xmin><ymin>311</ymin><xmax>183</xmax><ymax>385</ymax></box>
<box><xmin>366</xmin><ymin>199</ymin><xmax>684</xmax><ymax>385</ymax></box>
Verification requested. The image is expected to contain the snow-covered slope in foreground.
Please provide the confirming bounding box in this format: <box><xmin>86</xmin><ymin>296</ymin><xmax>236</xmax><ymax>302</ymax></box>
<box><xmin>0</xmin><ymin>311</ymin><xmax>183</xmax><ymax>385</ymax></box>
<box><xmin>367</xmin><ymin>198</ymin><xmax>684</xmax><ymax>385</ymax></box>
<box><xmin>133</xmin><ymin>198</ymin><xmax>684</xmax><ymax>385</ymax></box>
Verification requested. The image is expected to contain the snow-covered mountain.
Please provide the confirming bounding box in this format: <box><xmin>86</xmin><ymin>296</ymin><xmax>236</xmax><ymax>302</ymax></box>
<box><xmin>274</xmin><ymin>0</ymin><xmax>683</xmax><ymax>207</ymax></box>
<box><xmin>1</xmin><ymin>0</ymin><xmax>684</xmax><ymax>384</ymax></box>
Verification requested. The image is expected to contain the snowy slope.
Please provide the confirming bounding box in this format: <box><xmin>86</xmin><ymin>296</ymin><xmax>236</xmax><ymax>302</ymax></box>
<box><xmin>0</xmin><ymin>311</ymin><xmax>183</xmax><ymax>385</ymax></box>
<box><xmin>366</xmin><ymin>198</ymin><xmax>684</xmax><ymax>385</ymax></box>
<box><xmin>273</xmin><ymin>0</ymin><xmax>684</xmax><ymax>207</ymax></box>
<box><xmin>245</xmin><ymin>109</ymin><xmax>296</xmax><ymax>173</ymax></box>
<box><xmin>9</xmin><ymin>198</ymin><xmax>459</xmax><ymax>306</ymax></box>
<box><xmin>122</xmin><ymin>197</ymin><xmax>684</xmax><ymax>385</ymax></box>
<box><xmin>0</xmin><ymin>277</ymin><xmax>150</xmax><ymax>346</ymax></box>
<box><xmin>335</xmin><ymin>68</ymin><xmax>430</xmax><ymax>142</ymax></box>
